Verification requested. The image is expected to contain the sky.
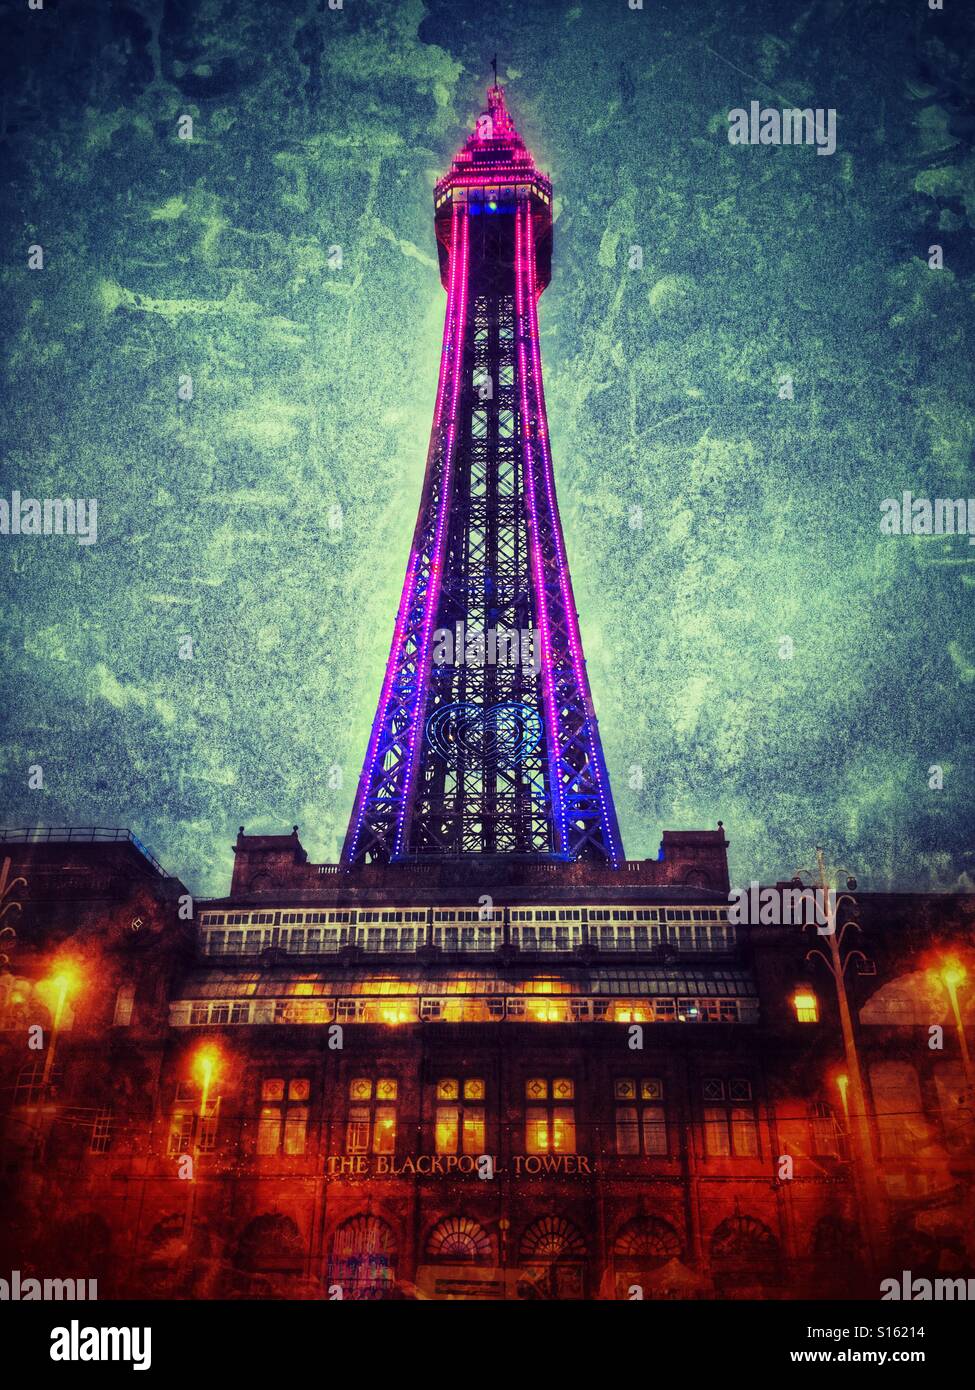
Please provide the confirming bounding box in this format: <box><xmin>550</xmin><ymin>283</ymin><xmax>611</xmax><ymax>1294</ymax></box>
<box><xmin>1</xmin><ymin>0</ymin><xmax>973</xmax><ymax>897</ymax></box>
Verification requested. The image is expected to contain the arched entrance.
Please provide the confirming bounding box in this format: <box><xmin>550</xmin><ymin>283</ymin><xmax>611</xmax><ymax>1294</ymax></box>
<box><xmin>327</xmin><ymin>1215</ymin><xmax>398</xmax><ymax>1300</ymax></box>
<box><xmin>47</xmin><ymin>1214</ymin><xmax>112</xmax><ymax>1294</ymax></box>
<box><xmin>139</xmin><ymin>1212</ymin><xmax>215</xmax><ymax>1297</ymax></box>
<box><xmin>518</xmin><ymin>1215</ymin><xmax>587</xmax><ymax>1299</ymax></box>
<box><xmin>419</xmin><ymin>1215</ymin><xmax>499</xmax><ymax>1299</ymax></box>
<box><xmin>611</xmin><ymin>1216</ymin><xmax>683</xmax><ymax>1298</ymax></box>
<box><xmin>233</xmin><ymin>1213</ymin><xmax>305</xmax><ymax>1297</ymax></box>
<box><xmin>709</xmin><ymin>1215</ymin><xmax>782</xmax><ymax>1296</ymax></box>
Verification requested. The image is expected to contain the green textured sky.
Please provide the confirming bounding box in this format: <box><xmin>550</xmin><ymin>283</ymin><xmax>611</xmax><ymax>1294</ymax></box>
<box><xmin>1</xmin><ymin>0</ymin><xmax>973</xmax><ymax>897</ymax></box>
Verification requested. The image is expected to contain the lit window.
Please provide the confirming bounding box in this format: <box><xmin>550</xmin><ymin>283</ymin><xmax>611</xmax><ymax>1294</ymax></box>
<box><xmin>168</xmin><ymin>1106</ymin><xmax>195</xmax><ymax>1158</ymax></box>
<box><xmin>703</xmin><ymin>1077</ymin><xmax>757</xmax><ymax>1158</ymax></box>
<box><xmin>90</xmin><ymin>1108</ymin><xmax>113</xmax><ymax>1155</ymax></box>
<box><xmin>373</xmin><ymin>1106</ymin><xmax>397</xmax><ymax>1154</ymax></box>
<box><xmin>524</xmin><ymin>1076</ymin><xmax>576</xmax><ymax>1153</ymax></box>
<box><xmin>346</xmin><ymin>1106</ymin><xmax>370</xmax><ymax>1154</ymax></box>
<box><xmin>346</xmin><ymin>1076</ymin><xmax>398</xmax><ymax>1154</ymax></box>
<box><xmin>809</xmin><ymin>1101</ymin><xmax>840</xmax><ymax>1157</ymax></box>
<box><xmin>113</xmin><ymin>983</ymin><xmax>135</xmax><ymax>1027</ymax></box>
<box><xmin>15</xmin><ymin>1061</ymin><xmax>60</xmax><ymax>1107</ymax></box>
<box><xmin>614</xmin><ymin>1079</ymin><xmax>667</xmax><ymax>1156</ymax></box>
<box><xmin>793</xmin><ymin>990</ymin><xmax>819</xmax><ymax>1023</ymax></box>
<box><xmin>435</xmin><ymin>1077</ymin><xmax>486</xmax><ymax>1154</ymax></box>
<box><xmin>168</xmin><ymin>1080</ymin><xmax>221</xmax><ymax>1156</ymax></box>
<box><xmin>257</xmin><ymin>1076</ymin><xmax>309</xmax><ymax>1156</ymax></box>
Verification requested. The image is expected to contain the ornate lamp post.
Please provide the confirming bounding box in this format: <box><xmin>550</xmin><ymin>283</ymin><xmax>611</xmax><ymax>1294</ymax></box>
<box><xmin>930</xmin><ymin>957</ymin><xmax>972</xmax><ymax>1089</ymax></box>
<box><xmin>34</xmin><ymin>960</ymin><xmax>82</xmax><ymax>1162</ymax></box>
<box><xmin>179</xmin><ymin>1043</ymin><xmax>221</xmax><ymax>1290</ymax></box>
<box><xmin>927</xmin><ymin>956</ymin><xmax>975</xmax><ymax>1261</ymax></box>
<box><xmin>40</xmin><ymin>965</ymin><xmax>80</xmax><ymax>1091</ymax></box>
<box><xmin>795</xmin><ymin>847</ymin><xmax>887</xmax><ymax>1273</ymax></box>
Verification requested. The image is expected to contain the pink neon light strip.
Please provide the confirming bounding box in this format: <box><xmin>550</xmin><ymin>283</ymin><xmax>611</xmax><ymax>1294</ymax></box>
<box><xmin>345</xmin><ymin>202</ymin><xmax>465</xmax><ymax>862</ymax></box>
<box><xmin>515</xmin><ymin>202</ymin><xmax>568</xmax><ymax>856</ymax></box>
<box><xmin>393</xmin><ymin>206</ymin><xmax>471</xmax><ymax>855</ymax></box>
<box><xmin>522</xmin><ymin>206</ymin><xmax>621</xmax><ymax>863</ymax></box>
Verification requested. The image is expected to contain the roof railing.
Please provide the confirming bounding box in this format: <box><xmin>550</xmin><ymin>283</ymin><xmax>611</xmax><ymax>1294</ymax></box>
<box><xmin>0</xmin><ymin>826</ymin><xmax>168</xmax><ymax>876</ymax></box>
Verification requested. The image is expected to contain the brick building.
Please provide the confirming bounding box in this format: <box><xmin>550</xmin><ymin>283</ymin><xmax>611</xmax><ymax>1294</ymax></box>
<box><xmin>1</xmin><ymin>825</ymin><xmax>972</xmax><ymax>1300</ymax></box>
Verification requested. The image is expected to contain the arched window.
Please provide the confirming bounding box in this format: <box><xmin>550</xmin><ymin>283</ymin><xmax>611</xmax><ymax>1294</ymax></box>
<box><xmin>49</xmin><ymin>1214</ymin><xmax>112</xmax><ymax>1285</ymax></box>
<box><xmin>860</xmin><ymin>971</ymin><xmax>967</xmax><ymax>1026</ymax></box>
<box><xmin>613</xmin><ymin>1217</ymin><xmax>682</xmax><ymax>1267</ymax></box>
<box><xmin>518</xmin><ymin>1216</ymin><xmax>587</xmax><ymax>1300</ymax></box>
<box><xmin>519</xmin><ymin>1215</ymin><xmax>586</xmax><ymax>1261</ymax></box>
<box><xmin>0</xmin><ymin>975</ymin><xmax>31</xmax><ymax>1030</ymax></box>
<box><xmin>427</xmin><ymin>1216</ymin><xmax>494</xmax><ymax>1262</ymax></box>
<box><xmin>710</xmin><ymin>1215</ymin><xmax>781</xmax><ymax>1291</ymax></box>
<box><xmin>812</xmin><ymin>1216</ymin><xmax>857</xmax><ymax>1261</ymax></box>
<box><xmin>144</xmin><ymin>1213</ymin><xmax>212</xmax><ymax>1267</ymax></box>
<box><xmin>141</xmin><ymin>1213</ymin><xmax>213</xmax><ymax>1295</ymax></box>
<box><xmin>235</xmin><ymin>1213</ymin><xmax>304</xmax><ymax>1274</ymax></box>
<box><xmin>328</xmin><ymin>1216</ymin><xmax>398</xmax><ymax>1300</ymax></box>
<box><xmin>683</xmin><ymin>870</ymin><xmax>711</xmax><ymax>889</ymax></box>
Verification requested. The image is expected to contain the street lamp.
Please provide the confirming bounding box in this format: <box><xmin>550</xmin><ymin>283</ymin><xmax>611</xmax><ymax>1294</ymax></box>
<box><xmin>927</xmin><ymin>955</ymin><xmax>975</xmax><ymax>1262</ymax></box>
<box><xmin>795</xmin><ymin>848</ymin><xmax>886</xmax><ymax>1272</ymax></box>
<box><xmin>192</xmin><ymin>1043</ymin><xmax>220</xmax><ymax>1124</ymax></box>
<box><xmin>179</xmin><ymin>1043</ymin><xmax>223</xmax><ymax>1290</ymax></box>
<box><xmin>929</xmin><ymin>957</ymin><xmax>971</xmax><ymax>1089</ymax></box>
<box><xmin>40</xmin><ymin>962</ymin><xmax>82</xmax><ymax>1092</ymax></box>
<box><xmin>32</xmin><ymin>960</ymin><xmax>83</xmax><ymax>1163</ymax></box>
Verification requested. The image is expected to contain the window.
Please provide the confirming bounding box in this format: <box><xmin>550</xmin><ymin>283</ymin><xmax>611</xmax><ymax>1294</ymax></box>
<box><xmin>168</xmin><ymin>1080</ymin><xmax>221</xmax><ymax>1156</ymax></box>
<box><xmin>257</xmin><ymin>1077</ymin><xmax>310</xmax><ymax>1156</ymax></box>
<box><xmin>614</xmin><ymin>1078</ymin><xmax>667</xmax><ymax>1156</ymax></box>
<box><xmin>871</xmin><ymin>1062</ymin><xmax>925</xmax><ymax>1158</ymax></box>
<box><xmin>525</xmin><ymin>1077</ymin><xmax>576</xmax><ymax>1154</ymax></box>
<box><xmin>15</xmin><ymin>1061</ymin><xmax>61</xmax><ymax>1106</ymax></box>
<box><xmin>90</xmin><ymin>1108</ymin><xmax>113</xmax><ymax>1155</ymax></box>
<box><xmin>168</xmin><ymin>1102</ymin><xmax>194</xmax><ymax>1157</ymax></box>
<box><xmin>792</xmin><ymin>990</ymin><xmax>819</xmax><ymax>1023</ymax></box>
<box><xmin>113</xmin><ymin>982</ymin><xmax>135</xmax><ymax>1027</ymax></box>
<box><xmin>703</xmin><ymin>1078</ymin><xmax>758</xmax><ymax>1157</ymax></box>
<box><xmin>435</xmin><ymin>1077</ymin><xmax>486</xmax><ymax>1154</ymax></box>
<box><xmin>346</xmin><ymin>1077</ymin><xmax>398</xmax><ymax>1154</ymax></box>
<box><xmin>935</xmin><ymin>1062</ymin><xmax>967</xmax><ymax>1153</ymax></box>
<box><xmin>809</xmin><ymin>1101</ymin><xmax>840</xmax><ymax>1157</ymax></box>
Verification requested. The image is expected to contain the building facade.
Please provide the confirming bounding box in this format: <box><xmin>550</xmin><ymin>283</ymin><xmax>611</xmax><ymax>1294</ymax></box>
<box><xmin>1</xmin><ymin>826</ymin><xmax>973</xmax><ymax>1300</ymax></box>
<box><xmin>2</xmin><ymin>87</ymin><xmax>972</xmax><ymax>1301</ymax></box>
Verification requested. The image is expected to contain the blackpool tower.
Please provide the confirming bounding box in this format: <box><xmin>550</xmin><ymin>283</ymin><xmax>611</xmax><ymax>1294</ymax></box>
<box><xmin>343</xmin><ymin>86</ymin><xmax>623</xmax><ymax>868</ymax></box>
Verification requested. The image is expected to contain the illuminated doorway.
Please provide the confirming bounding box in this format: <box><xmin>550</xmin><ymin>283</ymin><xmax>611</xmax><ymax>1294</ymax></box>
<box><xmin>327</xmin><ymin>1215</ymin><xmax>398</xmax><ymax>1299</ymax></box>
<box><xmin>517</xmin><ymin>1215</ymin><xmax>587</xmax><ymax>1299</ymax></box>
<box><xmin>611</xmin><ymin>1216</ymin><xmax>683</xmax><ymax>1298</ymax></box>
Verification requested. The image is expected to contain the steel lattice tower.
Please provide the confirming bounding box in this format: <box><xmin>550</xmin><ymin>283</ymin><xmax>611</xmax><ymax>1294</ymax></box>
<box><xmin>343</xmin><ymin>86</ymin><xmax>623</xmax><ymax>867</ymax></box>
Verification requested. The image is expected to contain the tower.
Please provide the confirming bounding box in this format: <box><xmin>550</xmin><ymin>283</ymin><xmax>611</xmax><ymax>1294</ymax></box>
<box><xmin>343</xmin><ymin>86</ymin><xmax>623</xmax><ymax>868</ymax></box>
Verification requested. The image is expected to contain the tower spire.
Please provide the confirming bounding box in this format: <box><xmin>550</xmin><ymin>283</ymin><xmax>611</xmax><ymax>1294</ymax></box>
<box><xmin>342</xmin><ymin>92</ymin><xmax>623</xmax><ymax>867</ymax></box>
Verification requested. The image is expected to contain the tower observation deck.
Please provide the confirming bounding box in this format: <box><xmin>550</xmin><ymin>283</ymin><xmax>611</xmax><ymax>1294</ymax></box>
<box><xmin>343</xmin><ymin>87</ymin><xmax>623</xmax><ymax>868</ymax></box>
